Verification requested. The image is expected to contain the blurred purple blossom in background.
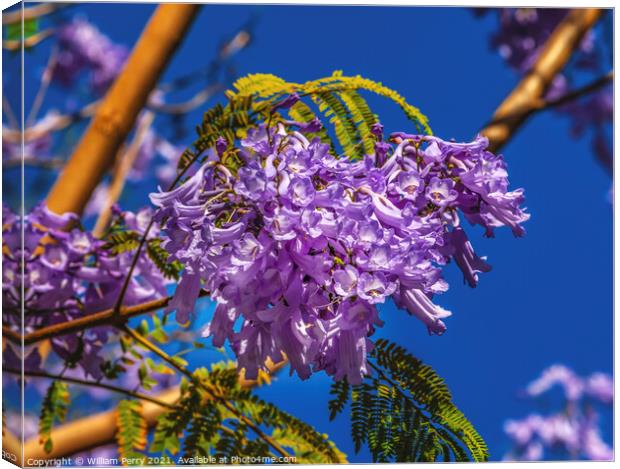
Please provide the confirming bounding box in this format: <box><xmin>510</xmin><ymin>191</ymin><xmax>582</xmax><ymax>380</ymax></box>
<box><xmin>504</xmin><ymin>365</ymin><xmax>613</xmax><ymax>461</ymax></box>
<box><xmin>1</xmin><ymin>204</ymin><xmax>168</xmax><ymax>379</ymax></box>
<box><xmin>53</xmin><ymin>17</ymin><xmax>128</xmax><ymax>95</ymax></box>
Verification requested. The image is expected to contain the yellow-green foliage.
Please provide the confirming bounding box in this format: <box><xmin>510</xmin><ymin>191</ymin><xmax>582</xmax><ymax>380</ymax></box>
<box><xmin>39</xmin><ymin>381</ymin><xmax>70</xmax><ymax>454</ymax></box>
<box><xmin>180</xmin><ymin>71</ymin><xmax>432</xmax><ymax>171</ymax></box>
<box><xmin>116</xmin><ymin>400</ymin><xmax>147</xmax><ymax>464</ymax></box>
<box><xmin>228</xmin><ymin>71</ymin><xmax>432</xmax><ymax>160</ymax></box>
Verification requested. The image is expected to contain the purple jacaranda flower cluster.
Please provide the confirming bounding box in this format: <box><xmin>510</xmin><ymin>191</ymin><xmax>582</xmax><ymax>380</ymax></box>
<box><xmin>1</xmin><ymin>205</ymin><xmax>167</xmax><ymax>378</ymax></box>
<box><xmin>150</xmin><ymin>117</ymin><xmax>528</xmax><ymax>384</ymax></box>
<box><xmin>478</xmin><ymin>8</ymin><xmax>612</xmax><ymax>173</ymax></box>
<box><xmin>504</xmin><ymin>365</ymin><xmax>613</xmax><ymax>461</ymax></box>
<box><xmin>53</xmin><ymin>17</ymin><xmax>128</xmax><ymax>95</ymax></box>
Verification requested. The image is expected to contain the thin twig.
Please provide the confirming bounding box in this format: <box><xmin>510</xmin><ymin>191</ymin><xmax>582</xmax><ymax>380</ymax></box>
<box><xmin>3</xmin><ymin>156</ymin><xmax>66</xmax><ymax>169</ymax></box>
<box><xmin>540</xmin><ymin>70</ymin><xmax>613</xmax><ymax>110</ymax></box>
<box><xmin>157</xmin><ymin>25</ymin><xmax>253</xmax><ymax>93</ymax></box>
<box><xmin>27</xmin><ymin>46</ymin><xmax>59</xmax><ymax>126</ymax></box>
<box><xmin>147</xmin><ymin>84</ymin><xmax>222</xmax><ymax>115</ymax></box>
<box><xmin>3</xmin><ymin>368</ymin><xmax>173</xmax><ymax>408</ymax></box>
<box><xmin>2</xmin><ymin>95</ymin><xmax>19</xmax><ymax>129</ymax></box>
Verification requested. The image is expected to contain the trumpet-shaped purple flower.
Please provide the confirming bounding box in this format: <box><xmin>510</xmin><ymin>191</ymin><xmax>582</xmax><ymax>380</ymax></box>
<box><xmin>526</xmin><ymin>364</ymin><xmax>585</xmax><ymax>401</ymax></box>
<box><xmin>333</xmin><ymin>266</ymin><xmax>360</xmax><ymax>297</ymax></box>
<box><xmin>235</xmin><ymin>165</ymin><xmax>269</xmax><ymax>200</ymax></box>
<box><xmin>393</xmin><ymin>288</ymin><xmax>451</xmax><ymax>335</ymax></box>
<box><xmin>425</xmin><ymin>177</ymin><xmax>458</xmax><ymax>208</ymax></box>
<box><xmin>445</xmin><ymin>228</ymin><xmax>492</xmax><ymax>287</ymax></box>
<box><xmin>289</xmin><ymin>177</ymin><xmax>316</xmax><ymax>207</ymax></box>
<box><xmin>394</xmin><ymin>171</ymin><xmax>424</xmax><ymax>200</ymax></box>
<box><xmin>357</xmin><ymin>272</ymin><xmax>396</xmax><ymax>304</ymax></box>
<box><xmin>585</xmin><ymin>373</ymin><xmax>613</xmax><ymax>404</ymax></box>
<box><xmin>271</xmin><ymin>93</ymin><xmax>300</xmax><ymax>112</ymax></box>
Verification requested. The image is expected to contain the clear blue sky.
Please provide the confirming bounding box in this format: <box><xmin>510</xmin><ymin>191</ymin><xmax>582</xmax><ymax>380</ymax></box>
<box><xmin>5</xmin><ymin>3</ymin><xmax>613</xmax><ymax>461</ymax></box>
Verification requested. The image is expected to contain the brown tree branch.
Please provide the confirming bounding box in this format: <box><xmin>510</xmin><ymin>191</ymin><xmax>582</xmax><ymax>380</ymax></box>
<box><xmin>480</xmin><ymin>8</ymin><xmax>604</xmax><ymax>153</ymax></box>
<box><xmin>45</xmin><ymin>4</ymin><xmax>200</xmax><ymax>217</ymax></box>
<box><xmin>2</xmin><ymin>291</ymin><xmax>211</xmax><ymax>346</ymax></box>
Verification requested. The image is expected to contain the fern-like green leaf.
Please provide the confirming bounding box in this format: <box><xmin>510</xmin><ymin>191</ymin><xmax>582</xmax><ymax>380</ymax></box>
<box><xmin>300</xmin><ymin>72</ymin><xmax>432</xmax><ymax>135</ymax></box>
<box><xmin>372</xmin><ymin>338</ymin><xmax>488</xmax><ymax>462</ymax></box>
<box><xmin>271</xmin><ymin>427</ymin><xmax>346</xmax><ymax>464</ymax></box>
<box><xmin>103</xmin><ymin>231</ymin><xmax>140</xmax><ymax>255</ymax></box>
<box><xmin>116</xmin><ymin>400</ymin><xmax>147</xmax><ymax>465</ymax></box>
<box><xmin>150</xmin><ymin>383</ymin><xmax>201</xmax><ymax>456</ymax></box>
<box><xmin>229</xmin><ymin>71</ymin><xmax>432</xmax><ymax>136</ymax></box>
<box><xmin>313</xmin><ymin>91</ymin><xmax>363</xmax><ymax>159</ymax></box>
<box><xmin>328</xmin><ymin>379</ymin><xmax>350</xmax><ymax>420</ymax></box>
<box><xmin>182</xmin><ymin>404</ymin><xmax>221</xmax><ymax>458</ymax></box>
<box><xmin>218</xmin><ymin>71</ymin><xmax>432</xmax><ymax>164</ymax></box>
<box><xmin>339</xmin><ymin>90</ymin><xmax>377</xmax><ymax>156</ymax></box>
<box><xmin>331</xmin><ymin>339</ymin><xmax>488</xmax><ymax>462</ymax></box>
<box><xmin>39</xmin><ymin>381</ymin><xmax>70</xmax><ymax>454</ymax></box>
<box><xmin>201</xmin><ymin>362</ymin><xmax>347</xmax><ymax>463</ymax></box>
<box><xmin>148</xmin><ymin>362</ymin><xmax>346</xmax><ymax>463</ymax></box>
<box><xmin>179</xmin><ymin>96</ymin><xmax>259</xmax><ymax>172</ymax></box>
<box><xmin>146</xmin><ymin>239</ymin><xmax>183</xmax><ymax>280</ymax></box>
